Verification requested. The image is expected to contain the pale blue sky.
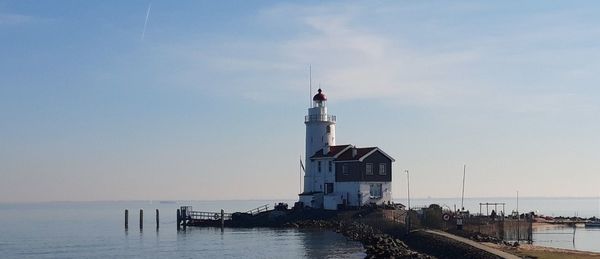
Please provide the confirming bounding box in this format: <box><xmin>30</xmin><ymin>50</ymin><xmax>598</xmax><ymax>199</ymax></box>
<box><xmin>1</xmin><ymin>1</ymin><xmax>600</xmax><ymax>202</ymax></box>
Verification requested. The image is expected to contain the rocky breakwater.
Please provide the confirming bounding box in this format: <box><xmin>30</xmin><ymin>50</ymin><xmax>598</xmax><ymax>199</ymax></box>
<box><xmin>286</xmin><ymin>220</ymin><xmax>431</xmax><ymax>258</ymax></box>
<box><xmin>405</xmin><ymin>231</ymin><xmax>506</xmax><ymax>259</ymax></box>
<box><xmin>449</xmin><ymin>229</ymin><xmax>520</xmax><ymax>248</ymax></box>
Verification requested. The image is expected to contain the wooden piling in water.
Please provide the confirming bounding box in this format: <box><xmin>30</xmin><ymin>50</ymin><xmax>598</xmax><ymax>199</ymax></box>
<box><xmin>125</xmin><ymin>209</ymin><xmax>129</xmax><ymax>229</ymax></box>
<box><xmin>176</xmin><ymin>209</ymin><xmax>181</xmax><ymax>230</ymax></box>
<box><xmin>181</xmin><ymin>207</ymin><xmax>187</xmax><ymax>230</ymax></box>
<box><xmin>156</xmin><ymin>209</ymin><xmax>159</xmax><ymax>229</ymax></box>
<box><xmin>140</xmin><ymin>209</ymin><xmax>144</xmax><ymax>229</ymax></box>
<box><xmin>221</xmin><ymin>209</ymin><xmax>225</xmax><ymax>230</ymax></box>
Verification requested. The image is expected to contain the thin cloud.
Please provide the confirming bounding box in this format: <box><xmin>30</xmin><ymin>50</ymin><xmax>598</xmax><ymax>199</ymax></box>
<box><xmin>141</xmin><ymin>3</ymin><xmax>152</xmax><ymax>41</ymax></box>
<box><xmin>0</xmin><ymin>13</ymin><xmax>33</xmax><ymax>25</ymax></box>
<box><xmin>243</xmin><ymin>2</ymin><xmax>599</xmax><ymax>113</ymax></box>
<box><xmin>138</xmin><ymin>2</ymin><xmax>599</xmax><ymax>114</ymax></box>
<box><xmin>265</xmin><ymin>3</ymin><xmax>483</xmax><ymax>104</ymax></box>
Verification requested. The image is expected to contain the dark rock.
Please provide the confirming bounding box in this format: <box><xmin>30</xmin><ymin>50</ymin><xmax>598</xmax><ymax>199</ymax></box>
<box><xmin>288</xmin><ymin>216</ymin><xmax>432</xmax><ymax>258</ymax></box>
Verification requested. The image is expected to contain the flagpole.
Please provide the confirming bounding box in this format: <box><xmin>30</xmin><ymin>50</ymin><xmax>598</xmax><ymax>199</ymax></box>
<box><xmin>299</xmin><ymin>155</ymin><xmax>303</xmax><ymax>194</ymax></box>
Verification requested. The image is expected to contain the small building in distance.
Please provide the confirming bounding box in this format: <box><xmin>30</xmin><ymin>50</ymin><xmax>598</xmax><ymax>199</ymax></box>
<box><xmin>299</xmin><ymin>89</ymin><xmax>395</xmax><ymax>210</ymax></box>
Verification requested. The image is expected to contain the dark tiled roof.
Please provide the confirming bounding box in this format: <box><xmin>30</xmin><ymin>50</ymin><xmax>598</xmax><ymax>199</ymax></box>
<box><xmin>310</xmin><ymin>144</ymin><xmax>352</xmax><ymax>158</ymax></box>
<box><xmin>335</xmin><ymin>147</ymin><xmax>377</xmax><ymax>161</ymax></box>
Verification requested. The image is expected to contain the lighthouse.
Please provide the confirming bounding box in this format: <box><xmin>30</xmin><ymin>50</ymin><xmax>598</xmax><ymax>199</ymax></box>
<box><xmin>304</xmin><ymin>89</ymin><xmax>336</xmax><ymax>193</ymax></box>
<box><xmin>298</xmin><ymin>88</ymin><xmax>395</xmax><ymax>210</ymax></box>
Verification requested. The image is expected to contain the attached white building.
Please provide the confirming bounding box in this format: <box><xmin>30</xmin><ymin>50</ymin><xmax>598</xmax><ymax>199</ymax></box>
<box><xmin>299</xmin><ymin>89</ymin><xmax>395</xmax><ymax>210</ymax></box>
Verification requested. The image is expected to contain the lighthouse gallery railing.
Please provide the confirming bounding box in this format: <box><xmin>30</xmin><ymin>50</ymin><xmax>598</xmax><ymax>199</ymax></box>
<box><xmin>305</xmin><ymin>115</ymin><xmax>336</xmax><ymax>123</ymax></box>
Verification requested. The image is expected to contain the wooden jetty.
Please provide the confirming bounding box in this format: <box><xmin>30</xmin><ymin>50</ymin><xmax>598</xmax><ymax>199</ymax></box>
<box><xmin>177</xmin><ymin>204</ymin><xmax>273</xmax><ymax>228</ymax></box>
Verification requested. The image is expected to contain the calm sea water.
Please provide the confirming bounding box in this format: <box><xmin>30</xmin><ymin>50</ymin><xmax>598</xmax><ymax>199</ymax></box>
<box><xmin>2</xmin><ymin>198</ymin><xmax>599</xmax><ymax>257</ymax></box>
<box><xmin>0</xmin><ymin>200</ymin><xmax>365</xmax><ymax>258</ymax></box>
<box><xmin>532</xmin><ymin>224</ymin><xmax>600</xmax><ymax>253</ymax></box>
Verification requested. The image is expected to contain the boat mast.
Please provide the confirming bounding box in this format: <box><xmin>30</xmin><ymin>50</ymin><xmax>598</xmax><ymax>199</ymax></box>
<box><xmin>461</xmin><ymin>164</ymin><xmax>466</xmax><ymax>211</ymax></box>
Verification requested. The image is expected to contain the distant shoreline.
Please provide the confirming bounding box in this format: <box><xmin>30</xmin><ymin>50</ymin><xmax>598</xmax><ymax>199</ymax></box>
<box><xmin>2</xmin><ymin>196</ymin><xmax>600</xmax><ymax>204</ymax></box>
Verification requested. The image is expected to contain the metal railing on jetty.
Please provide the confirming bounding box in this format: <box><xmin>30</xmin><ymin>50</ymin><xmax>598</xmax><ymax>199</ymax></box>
<box><xmin>188</xmin><ymin>210</ymin><xmax>233</xmax><ymax>220</ymax></box>
<box><xmin>177</xmin><ymin>204</ymin><xmax>271</xmax><ymax>229</ymax></box>
<box><xmin>179</xmin><ymin>204</ymin><xmax>269</xmax><ymax>221</ymax></box>
<box><xmin>179</xmin><ymin>206</ymin><xmax>231</xmax><ymax>221</ymax></box>
<box><xmin>246</xmin><ymin>204</ymin><xmax>269</xmax><ymax>215</ymax></box>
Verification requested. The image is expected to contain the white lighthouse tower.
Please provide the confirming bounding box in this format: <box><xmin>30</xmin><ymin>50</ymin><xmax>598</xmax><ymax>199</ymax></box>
<box><xmin>298</xmin><ymin>88</ymin><xmax>395</xmax><ymax>210</ymax></box>
<box><xmin>299</xmin><ymin>89</ymin><xmax>336</xmax><ymax>207</ymax></box>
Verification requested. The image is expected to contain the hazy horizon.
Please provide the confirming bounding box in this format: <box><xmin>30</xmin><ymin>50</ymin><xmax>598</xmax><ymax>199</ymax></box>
<box><xmin>2</xmin><ymin>195</ymin><xmax>600</xmax><ymax>204</ymax></box>
<box><xmin>2</xmin><ymin>1</ymin><xmax>600</xmax><ymax>202</ymax></box>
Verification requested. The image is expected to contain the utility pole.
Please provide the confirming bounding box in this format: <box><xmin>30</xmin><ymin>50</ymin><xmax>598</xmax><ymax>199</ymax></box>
<box><xmin>517</xmin><ymin>190</ymin><xmax>520</xmax><ymax>242</ymax></box>
<box><xmin>405</xmin><ymin>169</ymin><xmax>411</xmax><ymax>234</ymax></box>
<box><xmin>406</xmin><ymin>169</ymin><xmax>411</xmax><ymax>212</ymax></box>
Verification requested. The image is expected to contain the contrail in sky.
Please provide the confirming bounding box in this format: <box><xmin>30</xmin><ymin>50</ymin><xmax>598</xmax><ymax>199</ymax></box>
<box><xmin>141</xmin><ymin>3</ymin><xmax>152</xmax><ymax>41</ymax></box>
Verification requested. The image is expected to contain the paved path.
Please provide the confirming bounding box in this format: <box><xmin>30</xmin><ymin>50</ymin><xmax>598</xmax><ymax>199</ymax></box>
<box><xmin>422</xmin><ymin>230</ymin><xmax>520</xmax><ymax>259</ymax></box>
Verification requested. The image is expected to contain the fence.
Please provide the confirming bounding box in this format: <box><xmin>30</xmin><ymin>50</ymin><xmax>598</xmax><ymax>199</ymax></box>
<box><xmin>461</xmin><ymin>217</ymin><xmax>532</xmax><ymax>241</ymax></box>
<box><xmin>363</xmin><ymin>207</ymin><xmax>533</xmax><ymax>242</ymax></box>
<box><xmin>383</xmin><ymin>209</ymin><xmax>407</xmax><ymax>224</ymax></box>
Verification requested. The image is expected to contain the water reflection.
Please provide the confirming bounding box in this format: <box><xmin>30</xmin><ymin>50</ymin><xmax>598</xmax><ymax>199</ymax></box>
<box><xmin>1</xmin><ymin>202</ymin><xmax>364</xmax><ymax>258</ymax></box>
<box><xmin>171</xmin><ymin>227</ymin><xmax>364</xmax><ymax>258</ymax></box>
<box><xmin>298</xmin><ymin>229</ymin><xmax>365</xmax><ymax>259</ymax></box>
<box><xmin>533</xmin><ymin>224</ymin><xmax>600</xmax><ymax>253</ymax></box>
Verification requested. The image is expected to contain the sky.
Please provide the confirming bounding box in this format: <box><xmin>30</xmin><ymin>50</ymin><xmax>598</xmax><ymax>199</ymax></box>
<box><xmin>1</xmin><ymin>1</ymin><xmax>600</xmax><ymax>202</ymax></box>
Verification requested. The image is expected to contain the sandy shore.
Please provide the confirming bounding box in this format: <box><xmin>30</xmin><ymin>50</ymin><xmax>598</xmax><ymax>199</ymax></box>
<box><xmin>484</xmin><ymin>243</ymin><xmax>600</xmax><ymax>259</ymax></box>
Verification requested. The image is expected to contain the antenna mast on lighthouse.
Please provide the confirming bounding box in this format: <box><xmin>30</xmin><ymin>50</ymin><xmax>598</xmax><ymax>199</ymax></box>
<box><xmin>309</xmin><ymin>65</ymin><xmax>312</xmax><ymax>107</ymax></box>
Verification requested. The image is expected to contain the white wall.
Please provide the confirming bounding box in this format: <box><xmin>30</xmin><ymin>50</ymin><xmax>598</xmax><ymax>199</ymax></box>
<box><xmin>324</xmin><ymin>160</ymin><xmax>335</xmax><ymax>183</ymax></box>
<box><xmin>299</xmin><ymin>193</ymin><xmax>323</xmax><ymax>208</ymax></box>
<box><xmin>323</xmin><ymin>195</ymin><xmax>341</xmax><ymax>210</ymax></box>
<box><xmin>334</xmin><ymin>182</ymin><xmax>360</xmax><ymax>206</ymax></box>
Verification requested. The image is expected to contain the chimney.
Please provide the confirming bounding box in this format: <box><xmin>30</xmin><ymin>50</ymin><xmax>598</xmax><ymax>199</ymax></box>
<box><xmin>352</xmin><ymin>146</ymin><xmax>357</xmax><ymax>158</ymax></box>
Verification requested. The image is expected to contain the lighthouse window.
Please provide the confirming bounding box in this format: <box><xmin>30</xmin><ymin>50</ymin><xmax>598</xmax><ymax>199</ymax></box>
<box><xmin>318</xmin><ymin>161</ymin><xmax>321</xmax><ymax>172</ymax></box>
<box><xmin>326</xmin><ymin>125</ymin><xmax>331</xmax><ymax>133</ymax></box>
<box><xmin>325</xmin><ymin>183</ymin><xmax>334</xmax><ymax>194</ymax></box>
<box><xmin>379</xmin><ymin>163</ymin><xmax>386</xmax><ymax>175</ymax></box>
<box><xmin>366</xmin><ymin>163</ymin><xmax>373</xmax><ymax>175</ymax></box>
